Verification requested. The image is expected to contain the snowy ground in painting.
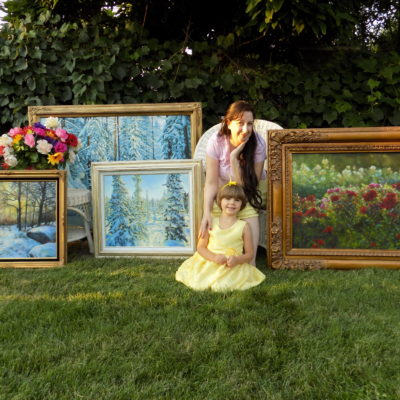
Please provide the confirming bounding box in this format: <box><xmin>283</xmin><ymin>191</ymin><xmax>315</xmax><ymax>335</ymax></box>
<box><xmin>106</xmin><ymin>221</ymin><xmax>191</xmax><ymax>248</ymax></box>
<box><xmin>0</xmin><ymin>225</ymin><xmax>57</xmax><ymax>258</ymax></box>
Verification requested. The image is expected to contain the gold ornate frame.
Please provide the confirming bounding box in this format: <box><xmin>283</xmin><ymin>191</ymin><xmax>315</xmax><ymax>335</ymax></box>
<box><xmin>91</xmin><ymin>160</ymin><xmax>202</xmax><ymax>257</ymax></box>
<box><xmin>0</xmin><ymin>170</ymin><xmax>67</xmax><ymax>268</ymax></box>
<box><xmin>28</xmin><ymin>102</ymin><xmax>203</xmax><ymax>156</ymax></box>
<box><xmin>268</xmin><ymin>126</ymin><xmax>400</xmax><ymax>270</ymax></box>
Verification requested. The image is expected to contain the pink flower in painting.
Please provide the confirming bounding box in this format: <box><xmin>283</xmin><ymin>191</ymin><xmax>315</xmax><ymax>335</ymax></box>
<box><xmin>360</xmin><ymin>206</ymin><xmax>368</xmax><ymax>214</ymax></box>
<box><xmin>368</xmin><ymin>183</ymin><xmax>381</xmax><ymax>188</ymax></box>
<box><xmin>392</xmin><ymin>183</ymin><xmax>400</xmax><ymax>191</ymax></box>
<box><xmin>306</xmin><ymin>194</ymin><xmax>316</xmax><ymax>202</ymax></box>
<box><xmin>380</xmin><ymin>193</ymin><xmax>397</xmax><ymax>209</ymax></box>
<box><xmin>330</xmin><ymin>195</ymin><xmax>340</xmax><ymax>202</ymax></box>
<box><xmin>362</xmin><ymin>190</ymin><xmax>377</xmax><ymax>201</ymax></box>
<box><xmin>305</xmin><ymin>207</ymin><xmax>318</xmax><ymax>217</ymax></box>
<box><xmin>327</xmin><ymin>188</ymin><xmax>341</xmax><ymax>194</ymax></box>
<box><xmin>346</xmin><ymin>190</ymin><xmax>357</xmax><ymax>197</ymax></box>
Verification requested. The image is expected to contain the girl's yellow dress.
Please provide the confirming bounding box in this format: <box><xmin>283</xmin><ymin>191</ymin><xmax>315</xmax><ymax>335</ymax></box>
<box><xmin>176</xmin><ymin>218</ymin><xmax>265</xmax><ymax>292</ymax></box>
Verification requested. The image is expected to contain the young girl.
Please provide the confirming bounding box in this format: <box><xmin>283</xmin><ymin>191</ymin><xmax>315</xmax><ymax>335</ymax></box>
<box><xmin>176</xmin><ymin>183</ymin><xmax>265</xmax><ymax>292</ymax></box>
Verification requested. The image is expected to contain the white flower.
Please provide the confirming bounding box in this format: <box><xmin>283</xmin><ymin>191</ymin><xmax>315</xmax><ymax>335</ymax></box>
<box><xmin>45</xmin><ymin>117</ymin><xmax>60</xmax><ymax>129</ymax></box>
<box><xmin>68</xmin><ymin>149</ymin><xmax>76</xmax><ymax>163</ymax></box>
<box><xmin>36</xmin><ymin>139</ymin><xmax>53</xmax><ymax>155</ymax></box>
<box><xmin>4</xmin><ymin>154</ymin><xmax>18</xmax><ymax>167</ymax></box>
<box><xmin>75</xmin><ymin>138</ymin><xmax>82</xmax><ymax>150</ymax></box>
<box><xmin>0</xmin><ymin>134</ymin><xmax>13</xmax><ymax>147</ymax></box>
<box><xmin>3</xmin><ymin>147</ymin><xmax>14</xmax><ymax>157</ymax></box>
<box><xmin>370</xmin><ymin>165</ymin><xmax>376</xmax><ymax>171</ymax></box>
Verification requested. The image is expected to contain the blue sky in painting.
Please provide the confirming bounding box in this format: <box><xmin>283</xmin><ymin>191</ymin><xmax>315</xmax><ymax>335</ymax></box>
<box><xmin>103</xmin><ymin>173</ymin><xmax>189</xmax><ymax>200</ymax></box>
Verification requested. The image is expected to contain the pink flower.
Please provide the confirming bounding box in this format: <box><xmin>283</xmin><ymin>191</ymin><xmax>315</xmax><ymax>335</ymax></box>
<box><xmin>346</xmin><ymin>190</ymin><xmax>357</xmax><ymax>197</ymax></box>
<box><xmin>54</xmin><ymin>142</ymin><xmax>68</xmax><ymax>153</ymax></box>
<box><xmin>33</xmin><ymin>127</ymin><xmax>46</xmax><ymax>136</ymax></box>
<box><xmin>327</xmin><ymin>188</ymin><xmax>340</xmax><ymax>193</ymax></box>
<box><xmin>330</xmin><ymin>195</ymin><xmax>340</xmax><ymax>202</ymax></box>
<box><xmin>360</xmin><ymin>206</ymin><xmax>368</xmax><ymax>214</ymax></box>
<box><xmin>368</xmin><ymin>183</ymin><xmax>381</xmax><ymax>188</ymax></box>
<box><xmin>55</xmin><ymin>128</ymin><xmax>69</xmax><ymax>142</ymax></box>
<box><xmin>24</xmin><ymin>134</ymin><xmax>35</xmax><ymax>148</ymax></box>
<box><xmin>8</xmin><ymin>127</ymin><xmax>24</xmax><ymax>137</ymax></box>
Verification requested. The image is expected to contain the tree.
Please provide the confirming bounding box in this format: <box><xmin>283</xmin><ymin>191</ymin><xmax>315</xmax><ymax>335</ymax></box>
<box><xmin>163</xmin><ymin>173</ymin><xmax>187</xmax><ymax>244</ymax></box>
<box><xmin>106</xmin><ymin>175</ymin><xmax>136</xmax><ymax>246</ymax></box>
<box><xmin>130</xmin><ymin>175</ymin><xmax>147</xmax><ymax>242</ymax></box>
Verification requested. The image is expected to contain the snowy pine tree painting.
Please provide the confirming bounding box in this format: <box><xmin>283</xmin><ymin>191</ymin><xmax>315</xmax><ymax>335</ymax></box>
<box><xmin>104</xmin><ymin>175</ymin><xmax>137</xmax><ymax>246</ymax></box>
<box><xmin>163</xmin><ymin>174</ymin><xmax>189</xmax><ymax>246</ymax></box>
<box><xmin>41</xmin><ymin>114</ymin><xmax>192</xmax><ymax>190</ymax></box>
<box><xmin>0</xmin><ymin>180</ymin><xmax>58</xmax><ymax>259</ymax></box>
<box><xmin>101</xmin><ymin>172</ymin><xmax>191</xmax><ymax>250</ymax></box>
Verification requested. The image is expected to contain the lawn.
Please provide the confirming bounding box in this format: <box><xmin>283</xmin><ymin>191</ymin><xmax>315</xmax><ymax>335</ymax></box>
<box><xmin>0</xmin><ymin>242</ymin><xmax>399</xmax><ymax>400</ymax></box>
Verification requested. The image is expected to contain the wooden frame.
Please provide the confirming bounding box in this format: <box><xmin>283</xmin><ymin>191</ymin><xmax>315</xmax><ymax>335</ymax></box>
<box><xmin>28</xmin><ymin>103</ymin><xmax>203</xmax><ymax>189</ymax></box>
<box><xmin>0</xmin><ymin>170</ymin><xmax>67</xmax><ymax>268</ymax></box>
<box><xmin>268</xmin><ymin>126</ymin><xmax>400</xmax><ymax>270</ymax></box>
<box><xmin>91</xmin><ymin>160</ymin><xmax>202</xmax><ymax>257</ymax></box>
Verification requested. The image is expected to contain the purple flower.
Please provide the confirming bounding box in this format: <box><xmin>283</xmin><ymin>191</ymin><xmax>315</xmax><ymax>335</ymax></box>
<box><xmin>34</xmin><ymin>122</ymin><xmax>46</xmax><ymax>130</ymax></box>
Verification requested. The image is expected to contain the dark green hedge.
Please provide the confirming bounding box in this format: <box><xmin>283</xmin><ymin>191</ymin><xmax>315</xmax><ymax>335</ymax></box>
<box><xmin>1</xmin><ymin>13</ymin><xmax>399</xmax><ymax>133</ymax></box>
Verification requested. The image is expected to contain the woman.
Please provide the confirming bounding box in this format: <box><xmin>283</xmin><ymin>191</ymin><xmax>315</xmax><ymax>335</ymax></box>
<box><xmin>199</xmin><ymin>100</ymin><xmax>266</xmax><ymax>265</ymax></box>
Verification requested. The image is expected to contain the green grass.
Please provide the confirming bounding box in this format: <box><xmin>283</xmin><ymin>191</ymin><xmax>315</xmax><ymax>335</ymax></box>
<box><xmin>1</xmin><ymin>242</ymin><xmax>399</xmax><ymax>400</ymax></box>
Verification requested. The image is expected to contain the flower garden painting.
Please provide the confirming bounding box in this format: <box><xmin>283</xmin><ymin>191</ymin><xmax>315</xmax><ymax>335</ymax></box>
<box><xmin>41</xmin><ymin>115</ymin><xmax>191</xmax><ymax>190</ymax></box>
<box><xmin>0</xmin><ymin>179</ymin><xmax>58</xmax><ymax>259</ymax></box>
<box><xmin>102</xmin><ymin>172</ymin><xmax>191</xmax><ymax>249</ymax></box>
<box><xmin>292</xmin><ymin>152</ymin><xmax>400</xmax><ymax>250</ymax></box>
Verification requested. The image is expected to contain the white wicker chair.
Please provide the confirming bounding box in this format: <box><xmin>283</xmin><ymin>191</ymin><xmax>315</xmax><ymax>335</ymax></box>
<box><xmin>193</xmin><ymin>119</ymin><xmax>283</xmax><ymax>249</ymax></box>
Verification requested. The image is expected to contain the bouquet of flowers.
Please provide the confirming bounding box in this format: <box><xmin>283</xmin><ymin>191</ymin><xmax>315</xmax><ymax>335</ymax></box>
<box><xmin>0</xmin><ymin>117</ymin><xmax>81</xmax><ymax>170</ymax></box>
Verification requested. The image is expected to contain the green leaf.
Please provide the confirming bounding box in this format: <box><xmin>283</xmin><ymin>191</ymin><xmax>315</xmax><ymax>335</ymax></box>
<box><xmin>323</xmin><ymin>110</ymin><xmax>338</xmax><ymax>124</ymax></box>
<box><xmin>367</xmin><ymin>79</ymin><xmax>379</xmax><ymax>90</ymax></box>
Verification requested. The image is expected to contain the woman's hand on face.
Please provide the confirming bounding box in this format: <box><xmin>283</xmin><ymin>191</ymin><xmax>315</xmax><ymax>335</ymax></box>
<box><xmin>199</xmin><ymin>214</ymin><xmax>213</xmax><ymax>238</ymax></box>
<box><xmin>230</xmin><ymin>139</ymin><xmax>248</xmax><ymax>161</ymax></box>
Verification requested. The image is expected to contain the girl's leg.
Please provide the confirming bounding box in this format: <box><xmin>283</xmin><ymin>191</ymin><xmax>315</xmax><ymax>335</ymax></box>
<box><xmin>243</xmin><ymin>216</ymin><xmax>259</xmax><ymax>266</ymax></box>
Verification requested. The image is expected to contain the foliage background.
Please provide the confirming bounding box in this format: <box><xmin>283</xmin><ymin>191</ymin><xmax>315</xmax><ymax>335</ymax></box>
<box><xmin>0</xmin><ymin>0</ymin><xmax>399</xmax><ymax>132</ymax></box>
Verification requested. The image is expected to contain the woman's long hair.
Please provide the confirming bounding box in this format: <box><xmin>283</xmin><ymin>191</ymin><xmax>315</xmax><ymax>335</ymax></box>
<box><xmin>219</xmin><ymin>100</ymin><xmax>263</xmax><ymax>210</ymax></box>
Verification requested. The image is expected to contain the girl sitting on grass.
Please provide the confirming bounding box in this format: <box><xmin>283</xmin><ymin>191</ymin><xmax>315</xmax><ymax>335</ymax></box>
<box><xmin>176</xmin><ymin>182</ymin><xmax>265</xmax><ymax>292</ymax></box>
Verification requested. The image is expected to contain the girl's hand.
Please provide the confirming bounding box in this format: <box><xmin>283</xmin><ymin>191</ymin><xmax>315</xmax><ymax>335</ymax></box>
<box><xmin>214</xmin><ymin>254</ymin><xmax>228</xmax><ymax>265</ymax></box>
<box><xmin>199</xmin><ymin>213</ymin><xmax>213</xmax><ymax>238</ymax></box>
<box><xmin>226</xmin><ymin>255</ymin><xmax>239</xmax><ymax>268</ymax></box>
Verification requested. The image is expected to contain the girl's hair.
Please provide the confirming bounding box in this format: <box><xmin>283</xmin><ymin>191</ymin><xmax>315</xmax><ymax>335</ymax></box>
<box><xmin>219</xmin><ymin>100</ymin><xmax>263</xmax><ymax>210</ymax></box>
<box><xmin>217</xmin><ymin>184</ymin><xmax>247</xmax><ymax>211</ymax></box>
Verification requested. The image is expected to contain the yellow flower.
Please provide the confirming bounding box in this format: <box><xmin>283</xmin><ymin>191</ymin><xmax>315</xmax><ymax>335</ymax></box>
<box><xmin>47</xmin><ymin>152</ymin><xmax>64</xmax><ymax>165</ymax></box>
<box><xmin>13</xmin><ymin>134</ymin><xmax>23</xmax><ymax>144</ymax></box>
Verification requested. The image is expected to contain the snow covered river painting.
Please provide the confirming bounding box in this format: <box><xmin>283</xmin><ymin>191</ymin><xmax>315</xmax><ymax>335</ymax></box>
<box><xmin>0</xmin><ymin>179</ymin><xmax>58</xmax><ymax>261</ymax></box>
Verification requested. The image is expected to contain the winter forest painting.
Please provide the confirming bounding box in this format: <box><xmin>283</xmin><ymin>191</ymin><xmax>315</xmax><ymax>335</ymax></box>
<box><xmin>41</xmin><ymin>115</ymin><xmax>192</xmax><ymax>190</ymax></box>
<box><xmin>102</xmin><ymin>172</ymin><xmax>192</xmax><ymax>250</ymax></box>
<box><xmin>0</xmin><ymin>180</ymin><xmax>58</xmax><ymax>259</ymax></box>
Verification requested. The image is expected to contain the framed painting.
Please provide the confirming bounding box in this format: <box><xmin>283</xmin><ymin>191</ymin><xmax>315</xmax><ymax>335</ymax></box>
<box><xmin>0</xmin><ymin>170</ymin><xmax>67</xmax><ymax>268</ymax></box>
<box><xmin>91</xmin><ymin>160</ymin><xmax>202</xmax><ymax>257</ymax></box>
<box><xmin>268</xmin><ymin>126</ymin><xmax>400</xmax><ymax>270</ymax></box>
<box><xmin>28</xmin><ymin>103</ymin><xmax>202</xmax><ymax>189</ymax></box>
